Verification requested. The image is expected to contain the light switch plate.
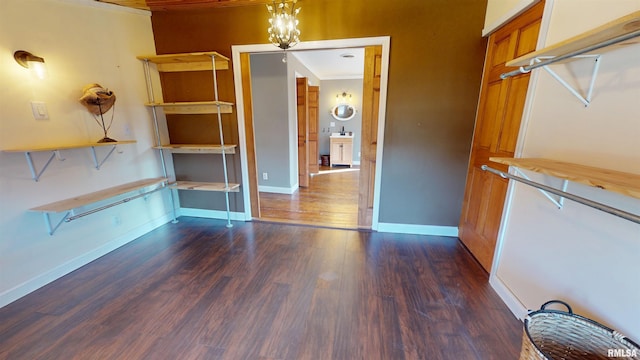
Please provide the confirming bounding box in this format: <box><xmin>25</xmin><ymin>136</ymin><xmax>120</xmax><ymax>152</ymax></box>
<box><xmin>31</xmin><ymin>101</ymin><xmax>49</xmax><ymax>120</ymax></box>
<box><xmin>330</xmin><ymin>122</ymin><xmax>335</xmax><ymax>127</ymax></box>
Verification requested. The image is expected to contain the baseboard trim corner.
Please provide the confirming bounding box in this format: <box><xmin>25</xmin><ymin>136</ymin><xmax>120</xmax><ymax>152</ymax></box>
<box><xmin>489</xmin><ymin>273</ymin><xmax>528</xmax><ymax>320</ymax></box>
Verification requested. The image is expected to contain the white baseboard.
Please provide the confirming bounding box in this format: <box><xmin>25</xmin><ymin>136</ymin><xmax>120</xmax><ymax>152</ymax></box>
<box><xmin>376</xmin><ymin>223</ymin><xmax>458</xmax><ymax>237</ymax></box>
<box><xmin>258</xmin><ymin>184</ymin><xmax>298</xmax><ymax>194</ymax></box>
<box><xmin>489</xmin><ymin>273</ymin><xmax>528</xmax><ymax>320</ymax></box>
<box><xmin>0</xmin><ymin>212</ymin><xmax>174</xmax><ymax>308</ymax></box>
<box><xmin>179</xmin><ymin>207</ymin><xmax>249</xmax><ymax>221</ymax></box>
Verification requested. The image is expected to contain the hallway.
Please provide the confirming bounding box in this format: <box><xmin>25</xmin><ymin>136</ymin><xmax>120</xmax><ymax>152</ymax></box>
<box><xmin>258</xmin><ymin>167</ymin><xmax>360</xmax><ymax>228</ymax></box>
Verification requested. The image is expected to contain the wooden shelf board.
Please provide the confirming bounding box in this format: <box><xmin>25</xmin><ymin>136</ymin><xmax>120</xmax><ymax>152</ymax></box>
<box><xmin>145</xmin><ymin>101</ymin><xmax>234</xmax><ymax>114</ymax></box>
<box><xmin>3</xmin><ymin>140</ymin><xmax>137</xmax><ymax>153</ymax></box>
<box><xmin>173</xmin><ymin>181</ymin><xmax>240</xmax><ymax>192</ymax></box>
<box><xmin>154</xmin><ymin>144</ymin><xmax>237</xmax><ymax>154</ymax></box>
<box><xmin>30</xmin><ymin>177</ymin><xmax>168</xmax><ymax>213</ymax></box>
<box><xmin>137</xmin><ymin>52</ymin><xmax>229</xmax><ymax>72</ymax></box>
<box><xmin>507</xmin><ymin>11</ymin><xmax>640</xmax><ymax>67</ymax></box>
<box><xmin>490</xmin><ymin>157</ymin><xmax>640</xmax><ymax>199</ymax></box>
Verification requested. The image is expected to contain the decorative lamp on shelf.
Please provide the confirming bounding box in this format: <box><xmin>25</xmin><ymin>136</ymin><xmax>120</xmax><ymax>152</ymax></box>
<box><xmin>79</xmin><ymin>83</ymin><xmax>118</xmax><ymax>143</ymax></box>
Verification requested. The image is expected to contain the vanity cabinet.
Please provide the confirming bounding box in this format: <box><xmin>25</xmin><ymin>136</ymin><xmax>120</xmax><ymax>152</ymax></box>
<box><xmin>330</xmin><ymin>136</ymin><xmax>353</xmax><ymax>167</ymax></box>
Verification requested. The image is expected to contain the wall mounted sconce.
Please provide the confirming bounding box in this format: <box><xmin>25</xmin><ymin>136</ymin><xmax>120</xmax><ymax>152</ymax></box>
<box><xmin>14</xmin><ymin>50</ymin><xmax>47</xmax><ymax>79</ymax></box>
<box><xmin>336</xmin><ymin>91</ymin><xmax>352</xmax><ymax>104</ymax></box>
<box><xmin>266</xmin><ymin>0</ymin><xmax>301</xmax><ymax>51</ymax></box>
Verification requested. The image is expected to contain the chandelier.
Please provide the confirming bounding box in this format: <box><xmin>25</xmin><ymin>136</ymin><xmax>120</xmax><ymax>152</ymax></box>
<box><xmin>267</xmin><ymin>0</ymin><xmax>301</xmax><ymax>50</ymax></box>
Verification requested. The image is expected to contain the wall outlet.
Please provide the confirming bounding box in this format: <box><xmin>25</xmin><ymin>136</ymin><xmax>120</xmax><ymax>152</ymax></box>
<box><xmin>330</xmin><ymin>122</ymin><xmax>336</xmax><ymax>127</ymax></box>
<box><xmin>262</xmin><ymin>172</ymin><xmax>268</xmax><ymax>180</ymax></box>
<box><xmin>111</xmin><ymin>215</ymin><xmax>122</xmax><ymax>226</ymax></box>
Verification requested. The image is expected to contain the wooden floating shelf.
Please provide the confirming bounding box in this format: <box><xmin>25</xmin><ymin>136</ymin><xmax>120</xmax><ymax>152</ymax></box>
<box><xmin>137</xmin><ymin>52</ymin><xmax>229</xmax><ymax>72</ymax></box>
<box><xmin>3</xmin><ymin>140</ymin><xmax>136</xmax><ymax>153</ymax></box>
<box><xmin>490</xmin><ymin>157</ymin><xmax>640</xmax><ymax>199</ymax></box>
<box><xmin>172</xmin><ymin>181</ymin><xmax>240</xmax><ymax>192</ymax></box>
<box><xmin>154</xmin><ymin>144</ymin><xmax>237</xmax><ymax>154</ymax></box>
<box><xmin>145</xmin><ymin>101</ymin><xmax>234</xmax><ymax>114</ymax></box>
<box><xmin>507</xmin><ymin>11</ymin><xmax>640</xmax><ymax>67</ymax></box>
<box><xmin>30</xmin><ymin>177</ymin><xmax>168</xmax><ymax>213</ymax></box>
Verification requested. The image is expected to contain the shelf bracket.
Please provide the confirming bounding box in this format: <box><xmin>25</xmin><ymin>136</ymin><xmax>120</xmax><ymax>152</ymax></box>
<box><xmin>25</xmin><ymin>150</ymin><xmax>66</xmax><ymax>182</ymax></box>
<box><xmin>90</xmin><ymin>145</ymin><xmax>121</xmax><ymax>170</ymax></box>
<box><xmin>512</xmin><ymin>167</ymin><xmax>568</xmax><ymax>209</ymax></box>
<box><xmin>43</xmin><ymin>211</ymin><xmax>71</xmax><ymax>236</ymax></box>
<box><xmin>534</xmin><ymin>55</ymin><xmax>602</xmax><ymax>107</ymax></box>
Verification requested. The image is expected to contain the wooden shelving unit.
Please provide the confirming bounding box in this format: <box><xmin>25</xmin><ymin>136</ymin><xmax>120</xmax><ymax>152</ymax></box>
<box><xmin>145</xmin><ymin>101</ymin><xmax>233</xmax><ymax>114</ymax></box>
<box><xmin>490</xmin><ymin>157</ymin><xmax>640</xmax><ymax>199</ymax></box>
<box><xmin>3</xmin><ymin>140</ymin><xmax>136</xmax><ymax>153</ymax></box>
<box><xmin>139</xmin><ymin>51</ymin><xmax>237</xmax><ymax>227</ymax></box>
<box><xmin>30</xmin><ymin>177</ymin><xmax>168</xmax><ymax>213</ymax></box>
<box><xmin>137</xmin><ymin>52</ymin><xmax>229</xmax><ymax>72</ymax></box>
<box><xmin>3</xmin><ymin>140</ymin><xmax>137</xmax><ymax>181</ymax></box>
<box><xmin>172</xmin><ymin>181</ymin><xmax>240</xmax><ymax>192</ymax></box>
<box><xmin>30</xmin><ymin>177</ymin><xmax>169</xmax><ymax>235</ymax></box>
<box><xmin>153</xmin><ymin>144</ymin><xmax>236</xmax><ymax>154</ymax></box>
<box><xmin>501</xmin><ymin>11</ymin><xmax>640</xmax><ymax>106</ymax></box>
<box><xmin>507</xmin><ymin>11</ymin><xmax>640</xmax><ymax>67</ymax></box>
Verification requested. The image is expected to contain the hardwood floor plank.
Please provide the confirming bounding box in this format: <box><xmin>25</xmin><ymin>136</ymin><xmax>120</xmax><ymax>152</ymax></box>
<box><xmin>259</xmin><ymin>169</ymin><xmax>359</xmax><ymax>229</ymax></box>
<box><xmin>0</xmin><ymin>218</ymin><xmax>523</xmax><ymax>359</ymax></box>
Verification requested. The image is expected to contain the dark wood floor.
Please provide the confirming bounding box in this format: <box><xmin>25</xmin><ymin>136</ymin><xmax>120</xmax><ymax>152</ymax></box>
<box><xmin>0</xmin><ymin>218</ymin><xmax>523</xmax><ymax>359</ymax></box>
<box><xmin>259</xmin><ymin>166</ymin><xmax>359</xmax><ymax>229</ymax></box>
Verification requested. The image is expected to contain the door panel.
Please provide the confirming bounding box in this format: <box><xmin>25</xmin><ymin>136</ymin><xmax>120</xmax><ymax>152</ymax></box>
<box><xmin>358</xmin><ymin>45</ymin><xmax>382</xmax><ymax>228</ymax></box>
<box><xmin>308</xmin><ymin>86</ymin><xmax>319</xmax><ymax>174</ymax></box>
<box><xmin>459</xmin><ymin>1</ymin><xmax>544</xmax><ymax>272</ymax></box>
<box><xmin>296</xmin><ymin>77</ymin><xmax>309</xmax><ymax>188</ymax></box>
<box><xmin>239</xmin><ymin>53</ymin><xmax>260</xmax><ymax>217</ymax></box>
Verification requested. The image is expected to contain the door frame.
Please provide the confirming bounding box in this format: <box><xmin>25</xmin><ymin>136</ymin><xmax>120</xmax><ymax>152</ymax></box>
<box><xmin>231</xmin><ymin>37</ymin><xmax>391</xmax><ymax>229</ymax></box>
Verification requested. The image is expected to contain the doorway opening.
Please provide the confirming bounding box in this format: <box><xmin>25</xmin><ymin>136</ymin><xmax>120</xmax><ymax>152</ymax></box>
<box><xmin>231</xmin><ymin>37</ymin><xmax>390</xmax><ymax>230</ymax></box>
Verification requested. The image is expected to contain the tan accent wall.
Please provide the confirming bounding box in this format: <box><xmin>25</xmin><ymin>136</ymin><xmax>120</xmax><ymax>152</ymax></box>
<box><xmin>151</xmin><ymin>0</ymin><xmax>488</xmax><ymax>225</ymax></box>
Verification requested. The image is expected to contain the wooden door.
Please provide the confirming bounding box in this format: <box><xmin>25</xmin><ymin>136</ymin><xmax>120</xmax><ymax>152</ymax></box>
<box><xmin>296</xmin><ymin>77</ymin><xmax>309</xmax><ymax>188</ymax></box>
<box><xmin>459</xmin><ymin>2</ymin><xmax>544</xmax><ymax>272</ymax></box>
<box><xmin>308</xmin><ymin>85</ymin><xmax>319</xmax><ymax>174</ymax></box>
<box><xmin>240</xmin><ymin>52</ymin><xmax>260</xmax><ymax>217</ymax></box>
<box><xmin>358</xmin><ymin>45</ymin><xmax>382</xmax><ymax>228</ymax></box>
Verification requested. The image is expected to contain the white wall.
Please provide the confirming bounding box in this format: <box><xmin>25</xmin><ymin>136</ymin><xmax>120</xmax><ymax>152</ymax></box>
<box><xmin>490</xmin><ymin>0</ymin><xmax>640</xmax><ymax>340</ymax></box>
<box><xmin>483</xmin><ymin>0</ymin><xmax>538</xmax><ymax>35</ymax></box>
<box><xmin>0</xmin><ymin>0</ymin><xmax>173</xmax><ymax>306</ymax></box>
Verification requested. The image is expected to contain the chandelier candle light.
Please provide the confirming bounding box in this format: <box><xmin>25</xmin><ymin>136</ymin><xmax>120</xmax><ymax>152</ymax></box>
<box><xmin>267</xmin><ymin>0</ymin><xmax>301</xmax><ymax>51</ymax></box>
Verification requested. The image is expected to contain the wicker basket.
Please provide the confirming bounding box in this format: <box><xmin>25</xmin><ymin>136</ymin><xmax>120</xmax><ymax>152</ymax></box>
<box><xmin>519</xmin><ymin>300</ymin><xmax>639</xmax><ymax>360</ymax></box>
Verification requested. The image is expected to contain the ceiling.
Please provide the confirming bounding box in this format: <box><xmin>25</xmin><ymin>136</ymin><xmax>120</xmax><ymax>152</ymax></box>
<box><xmin>96</xmin><ymin>0</ymin><xmax>364</xmax><ymax>80</ymax></box>
<box><xmin>97</xmin><ymin>0</ymin><xmax>274</xmax><ymax>11</ymax></box>
<box><xmin>290</xmin><ymin>48</ymin><xmax>364</xmax><ymax>80</ymax></box>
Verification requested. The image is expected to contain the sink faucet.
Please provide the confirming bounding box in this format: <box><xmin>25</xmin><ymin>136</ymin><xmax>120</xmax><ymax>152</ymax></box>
<box><xmin>340</xmin><ymin>126</ymin><xmax>345</xmax><ymax>135</ymax></box>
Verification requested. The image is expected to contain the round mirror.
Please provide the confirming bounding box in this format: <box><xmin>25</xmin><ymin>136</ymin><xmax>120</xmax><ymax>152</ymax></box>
<box><xmin>331</xmin><ymin>104</ymin><xmax>356</xmax><ymax>121</ymax></box>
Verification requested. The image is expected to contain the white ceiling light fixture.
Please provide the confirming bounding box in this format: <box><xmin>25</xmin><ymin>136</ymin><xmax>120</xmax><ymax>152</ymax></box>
<box><xmin>267</xmin><ymin>0</ymin><xmax>301</xmax><ymax>52</ymax></box>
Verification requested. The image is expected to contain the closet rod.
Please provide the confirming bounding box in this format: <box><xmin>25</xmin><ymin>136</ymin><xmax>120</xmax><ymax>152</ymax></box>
<box><xmin>500</xmin><ymin>29</ymin><xmax>640</xmax><ymax>79</ymax></box>
<box><xmin>64</xmin><ymin>184</ymin><xmax>167</xmax><ymax>222</ymax></box>
<box><xmin>481</xmin><ymin>165</ymin><xmax>640</xmax><ymax>224</ymax></box>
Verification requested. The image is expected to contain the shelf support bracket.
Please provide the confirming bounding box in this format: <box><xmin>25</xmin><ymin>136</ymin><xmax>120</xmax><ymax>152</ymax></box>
<box><xmin>90</xmin><ymin>145</ymin><xmax>119</xmax><ymax>170</ymax></box>
<box><xmin>534</xmin><ymin>55</ymin><xmax>601</xmax><ymax>107</ymax></box>
<box><xmin>25</xmin><ymin>150</ymin><xmax>66</xmax><ymax>182</ymax></box>
<box><xmin>44</xmin><ymin>211</ymin><xmax>71</xmax><ymax>236</ymax></box>
<box><xmin>513</xmin><ymin>167</ymin><xmax>568</xmax><ymax>209</ymax></box>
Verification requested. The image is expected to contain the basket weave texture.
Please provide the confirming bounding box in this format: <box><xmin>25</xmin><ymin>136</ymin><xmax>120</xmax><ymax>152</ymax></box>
<box><xmin>519</xmin><ymin>301</ymin><xmax>639</xmax><ymax>360</ymax></box>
